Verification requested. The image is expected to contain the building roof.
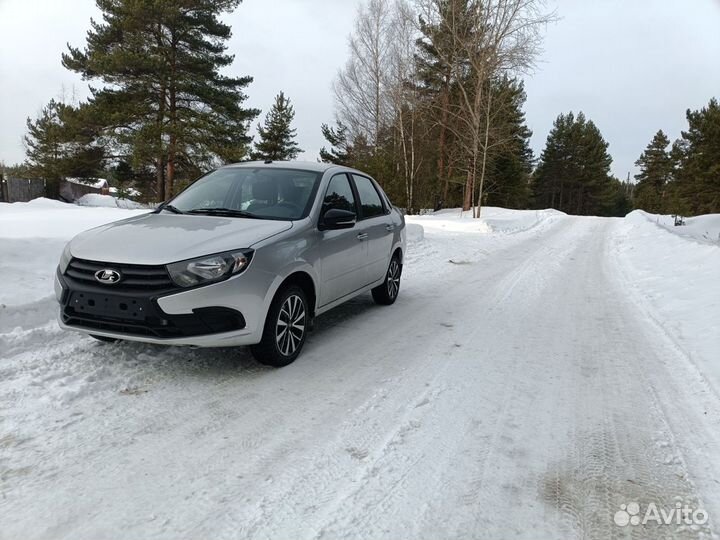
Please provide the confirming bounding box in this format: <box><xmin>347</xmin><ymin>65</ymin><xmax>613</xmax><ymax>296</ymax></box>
<box><xmin>66</xmin><ymin>177</ymin><xmax>109</xmax><ymax>189</ymax></box>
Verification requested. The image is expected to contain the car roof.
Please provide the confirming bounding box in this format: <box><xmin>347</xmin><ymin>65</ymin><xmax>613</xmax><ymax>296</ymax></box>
<box><xmin>222</xmin><ymin>160</ymin><xmax>339</xmax><ymax>174</ymax></box>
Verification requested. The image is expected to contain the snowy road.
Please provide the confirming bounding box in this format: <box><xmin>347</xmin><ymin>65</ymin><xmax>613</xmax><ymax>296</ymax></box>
<box><xmin>2</xmin><ymin>207</ymin><xmax>719</xmax><ymax>539</ymax></box>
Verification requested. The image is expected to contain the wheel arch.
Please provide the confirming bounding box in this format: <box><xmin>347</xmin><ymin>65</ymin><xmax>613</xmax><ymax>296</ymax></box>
<box><xmin>279</xmin><ymin>271</ymin><xmax>317</xmax><ymax>317</ymax></box>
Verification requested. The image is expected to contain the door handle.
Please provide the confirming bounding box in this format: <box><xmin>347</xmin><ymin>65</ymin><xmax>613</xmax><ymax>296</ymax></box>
<box><xmin>357</xmin><ymin>232</ymin><xmax>368</xmax><ymax>240</ymax></box>
<box><xmin>385</xmin><ymin>224</ymin><xmax>395</xmax><ymax>231</ymax></box>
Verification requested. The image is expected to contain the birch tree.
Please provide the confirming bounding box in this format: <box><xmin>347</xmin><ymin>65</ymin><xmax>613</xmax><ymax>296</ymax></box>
<box><xmin>416</xmin><ymin>0</ymin><xmax>555</xmax><ymax>216</ymax></box>
<box><xmin>389</xmin><ymin>0</ymin><xmax>424</xmax><ymax>212</ymax></box>
<box><xmin>333</xmin><ymin>0</ymin><xmax>394</xmax><ymax>147</ymax></box>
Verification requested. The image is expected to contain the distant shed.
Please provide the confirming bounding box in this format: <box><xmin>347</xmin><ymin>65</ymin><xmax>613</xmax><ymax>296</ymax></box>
<box><xmin>60</xmin><ymin>178</ymin><xmax>110</xmax><ymax>202</ymax></box>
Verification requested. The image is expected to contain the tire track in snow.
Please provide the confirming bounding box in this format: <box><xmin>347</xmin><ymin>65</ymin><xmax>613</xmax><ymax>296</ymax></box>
<box><xmin>251</xmin><ymin>221</ymin><xmax>580</xmax><ymax>539</ymax></box>
<box><xmin>531</xmin><ymin>220</ymin><xmax>714</xmax><ymax>540</ymax></box>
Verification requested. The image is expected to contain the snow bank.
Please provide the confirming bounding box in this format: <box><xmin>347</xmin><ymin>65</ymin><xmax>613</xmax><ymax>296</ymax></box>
<box><xmin>610</xmin><ymin>211</ymin><xmax>720</xmax><ymax>392</ymax></box>
<box><xmin>0</xmin><ymin>198</ymin><xmax>148</xmax><ymax>307</ymax></box>
<box><xmin>406</xmin><ymin>223</ymin><xmax>424</xmax><ymax>243</ymax></box>
<box><xmin>637</xmin><ymin>210</ymin><xmax>720</xmax><ymax>245</ymax></box>
<box><xmin>407</xmin><ymin>206</ymin><xmax>564</xmax><ymax>235</ymax></box>
<box><xmin>108</xmin><ymin>186</ymin><xmax>141</xmax><ymax>198</ymax></box>
<box><xmin>0</xmin><ymin>197</ymin><xmax>148</xmax><ymax>239</ymax></box>
<box><xmin>402</xmin><ymin>206</ymin><xmax>565</xmax><ymax>276</ymax></box>
<box><xmin>76</xmin><ymin>193</ymin><xmax>147</xmax><ymax>209</ymax></box>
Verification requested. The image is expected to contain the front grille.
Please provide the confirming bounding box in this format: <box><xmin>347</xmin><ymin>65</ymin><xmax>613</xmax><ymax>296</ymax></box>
<box><xmin>65</xmin><ymin>258</ymin><xmax>175</xmax><ymax>293</ymax></box>
<box><xmin>57</xmin><ymin>268</ymin><xmax>246</xmax><ymax>339</ymax></box>
<box><xmin>61</xmin><ymin>290</ymin><xmax>246</xmax><ymax>338</ymax></box>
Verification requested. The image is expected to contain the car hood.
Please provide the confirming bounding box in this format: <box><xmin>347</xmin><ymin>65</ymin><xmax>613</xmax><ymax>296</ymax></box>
<box><xmin>69</xmin><ymin>212</ymin><xmax>293</xmax><ymax>265</ymax></box>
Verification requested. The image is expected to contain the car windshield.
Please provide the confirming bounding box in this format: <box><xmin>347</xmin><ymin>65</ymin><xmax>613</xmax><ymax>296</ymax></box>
<box><xmin>169</xmin><ymin>167</ymin><xmax>321</xmax><ymax>220</ymax></box>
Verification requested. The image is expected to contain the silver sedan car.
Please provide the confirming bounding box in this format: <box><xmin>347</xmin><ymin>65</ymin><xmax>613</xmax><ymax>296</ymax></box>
<box><xmin>55</xmin><ymin>161</ymin><xmax>406</xmax><ymax>366</ymax></box>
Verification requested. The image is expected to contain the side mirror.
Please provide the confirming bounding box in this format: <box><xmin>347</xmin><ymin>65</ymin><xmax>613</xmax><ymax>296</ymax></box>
<box><xmin>320</xmin><ymin>208</ymin><xmax>356</xmax><ymax>230</ymax></box>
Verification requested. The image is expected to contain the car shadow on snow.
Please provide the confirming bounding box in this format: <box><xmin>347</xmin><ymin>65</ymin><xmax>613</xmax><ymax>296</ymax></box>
<box><xmin>309</xmin><ymin>294</ymin><xmax>378</xmax><ymax>338</ymax></box>
<box><xmin>86</xmin><ymin>294</ymin><xmax>380</xmax><ymax>374</ymax></box>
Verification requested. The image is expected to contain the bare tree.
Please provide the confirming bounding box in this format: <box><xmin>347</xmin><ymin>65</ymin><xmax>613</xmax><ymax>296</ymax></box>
<box><xmin>416</xmin><ymin>0</ymin><xmax>555</xmax><ymax>216</ymax></box>
<box><xmin>333</xmin><ymin>0</ymin><xmax>394</xmax><ymax>147</ymax></box>
<box><xmin>389</xmin><ymin>0</ymin><xmax>424</xmax><ymax>211</ymax></box>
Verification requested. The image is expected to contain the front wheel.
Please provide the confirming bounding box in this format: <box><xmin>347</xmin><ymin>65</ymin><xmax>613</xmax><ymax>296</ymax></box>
<box><xmin>372</xmin><ymin>254</ymin><xmax>401</xmax><ymax>305</ymax></box>
<box><xmin>251</xmin><ymin>285</ymin><xmax>308</xmax><ymax>367</ymax></box>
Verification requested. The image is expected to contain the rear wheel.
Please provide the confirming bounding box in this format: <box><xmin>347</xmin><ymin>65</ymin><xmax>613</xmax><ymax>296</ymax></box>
<box><xmin>372</xmin><ymin>253</ymin><xmax>401</xmax><ymax>305</ymax></box>
<box><xmin>251</xmin><ymin>285</ymin><xmax>308</xmax><ymax>367</ymax></box>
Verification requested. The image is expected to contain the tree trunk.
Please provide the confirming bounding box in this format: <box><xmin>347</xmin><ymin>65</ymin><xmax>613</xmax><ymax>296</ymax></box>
<box><xmin>156</xmin><ymin>158</ymin><xmax>165</xmax><ymax>201</ymax></box>
<box><xmin>438</xmin><ymin>120</ymin><xmax>448</xmax><ymax>202</ymax></box>
<box><xmin>398</xmin><ymin>107</ymin><xmax>412</xmax><ymax>211</ymax></box>
<box><xmin>156</xmin><ymin>81</ymin><xmax>166</xmax><ymax>201</ymax></box>
<box><xmin>464</xmin><ymin>129</ymin><xmax>480</xmax><ymax>214</ymax></box>
<box><xmin>165</xmin><ymin>83</ymin><xmax>177</xmax><ymax>200</ymax></box>
<box><xmin>463</xmin><ymin>168</ymin><xmax>473</xmax><ymax>212</ymax></box>
<box><xmin>439</xmin><ymin>72</ymin><xmax>452</xmax><ymax>202</ymax></box>
<box><xmin>167</xmin><ymin>142</ymin><xmax>175</xmax><ymax>197</ymax></box>
<box><xmin>166</xmin><ymin>35</ymin><xmax>178</xmax><ymax>197</ymax></box>
<box><xmin>475</xmin><ymin>88</ymin><xmax>493</xmax><ymax>218</ymax></box>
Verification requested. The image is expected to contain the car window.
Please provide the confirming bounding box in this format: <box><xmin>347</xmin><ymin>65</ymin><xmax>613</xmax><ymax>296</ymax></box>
<box><xmin>323</xmin><ymin>174</ymin><xmax>356</xmax><ymax>214</ymax></box>
<box><xmin>352</xmin><ymin>174</ymin><xmax>385</xmax><ymax>219</ymax></box>
<box><xmin>176</xmin><ymin>170</ymin><xmax>236</xmax><ymax>210</ymax></box>
<box><xmin>170</xmin><ymin>168</ymin><xmax>321</xmax><ymax>220</ymax></box>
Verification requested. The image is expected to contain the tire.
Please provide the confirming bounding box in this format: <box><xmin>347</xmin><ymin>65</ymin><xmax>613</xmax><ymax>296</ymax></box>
<box><xmin>251</xmin><ymin>285</ymin><xmax>309</xmax><ymax>367</ymax></box>
<box><xmin>372</xmin><ymin>253</ymin><xmax>402</xmax><ymax>305</ymax></box>
<box><xmin>90</xmin><ymin>334</ymin><xmax>118</xmax><ymax>343</ymax></box>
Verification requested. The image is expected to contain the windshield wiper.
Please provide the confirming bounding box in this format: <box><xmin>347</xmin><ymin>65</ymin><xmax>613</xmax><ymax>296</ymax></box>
<box><xmin>156</xmin><ymin>203</ymin><xmax>184</xmax><ymax>214</ymax></box>
<box><xmin>186</xmin><ymin>207</ymin><xmax>258</xmax><ymax>218</ymax></box>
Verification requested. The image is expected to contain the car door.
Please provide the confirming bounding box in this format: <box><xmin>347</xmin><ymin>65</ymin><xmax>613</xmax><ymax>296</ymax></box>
<box><xmin>318</xmin><ymin>173</ymin><xmax>368</xmax><ymax>306</ymax></box>
<box><xmin>351</xmin><ymin>174</ymin><xmax>394</xmax><ymax>284</ymax></box>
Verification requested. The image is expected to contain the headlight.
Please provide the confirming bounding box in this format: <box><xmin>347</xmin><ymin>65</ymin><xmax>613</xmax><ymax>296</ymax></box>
<box><xmin>59</xmin><ymin>243</ymin><xmax>72</xmax><ymax>273</ymax></box>
<box><xmin>166</xmin><ymin>249</ymin><xmax>254</xmax><ymax>288</ymax></box>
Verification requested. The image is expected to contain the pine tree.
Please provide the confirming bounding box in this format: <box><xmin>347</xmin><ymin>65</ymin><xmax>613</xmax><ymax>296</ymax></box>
<box><xmin>62</xmin><ymin>0</ymin><xmax>259</xmax><ymax>200</ymax></box>
<box><xmin>415</xmin><ymin>0</ymin><xmax>472</xmax><ymax>203</ymax></box>
<box><xmin>633</xmin><ymin>130</ymin><xmax>673</xmax><ymax>213</ymax></box>
<box><xmin>23</xmin><ymin>100</ymin><xmax>104</xmax><ymax>198</ymax></box>
<box><xmin>23</xmin><ymin>100</ymin><xmax>66</xmax><ymax>199</ymax></box>
<box><xmin>483</xmin><ymin>79</ymin><xmax>534</xmax><ymax>209</ymax></box>
<box><xmin>607</xmin><ymin>176</ymin><xmax>634</xmax><ymax>217</ymax></box>
<box><xmin>319</xmin><ymin>121</ymin><xmax>353</xmax><ymax>165</ymax></box>
<box><xmin>533</xmin><ymin>111</ymin><xmax>616</xmax><ymax>215</ymax></box>
<box><xmin>251</xmin><ymin>92</ymin><xmax>302</xmax><ymax>161</ymax></box>
<box><xmin>671</xmin><ymin>98</ymin><xmax>720</xmax><ymax>214</ymax></box>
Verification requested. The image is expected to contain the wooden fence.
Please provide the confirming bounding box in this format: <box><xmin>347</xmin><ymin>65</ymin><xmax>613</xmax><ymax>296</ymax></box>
<box><xmin>0</xmin><ymin>176</ymin><xmax>46</xmax><ymax>203</ymax></box>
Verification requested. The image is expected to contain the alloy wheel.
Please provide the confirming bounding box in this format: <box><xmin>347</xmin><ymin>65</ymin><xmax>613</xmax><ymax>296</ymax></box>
<box><xmin>276</xmin><ymin>294</ymin><xmax>306</xmax><ymax>356</ymax></box>
<box><xmin>387</xmin><ymin>259</ymin><xmax>401</xmax><ymax>299</ymax></box>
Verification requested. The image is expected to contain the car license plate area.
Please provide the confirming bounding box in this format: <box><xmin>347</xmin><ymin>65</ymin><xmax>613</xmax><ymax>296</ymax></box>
<box><xmin>67</xmin><ymin>291</ymin><xmax>151</xmax><ymax>321</ymax></box>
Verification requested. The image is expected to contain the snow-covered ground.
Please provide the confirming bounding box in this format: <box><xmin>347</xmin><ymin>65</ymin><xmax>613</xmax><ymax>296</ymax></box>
<box><xmin>1</xmin><ymin>200</ymin><xmax>719</xmax><ymax>539</ymax></box>
<box><xmin>610</xmin><ymin>210</ymin><xmax>720</xmax><ymax>393</ymax></box>
<box><xmin>640</xmin><ymin>210</ymin><xmax>720</xmax><ymax>245</ymax></box>
<box><xmin>0</xmin><ymin>199</ymin><xmax>147</xmax><ymax>308</ymax></box>
<box><xmin>76</xmin><ymin>193</ymin><xmax>147</xmax><ymax>209</ymax></box>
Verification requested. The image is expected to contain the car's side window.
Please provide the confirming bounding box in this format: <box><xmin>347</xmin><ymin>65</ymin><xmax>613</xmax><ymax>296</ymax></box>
<box><xmin>322</xmin><ymin>174</ymin><xmax>356</xmax><ymax>214</ymax></box>
<box><xmin>352</xmin><ymin>175</ymin><xmax>385</xmax><ymax>219</ymax></box>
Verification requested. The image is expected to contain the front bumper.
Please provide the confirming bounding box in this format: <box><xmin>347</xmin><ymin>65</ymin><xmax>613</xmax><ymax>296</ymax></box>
<box><xmin>57</xmin><ymin>314</ymin><xmax>260</xmax><ymax>347</ymax></box>
<box><xmin>55</xmin><ymin>263</ymin><xmax>270</xmax><ymax>347</ymax></box>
